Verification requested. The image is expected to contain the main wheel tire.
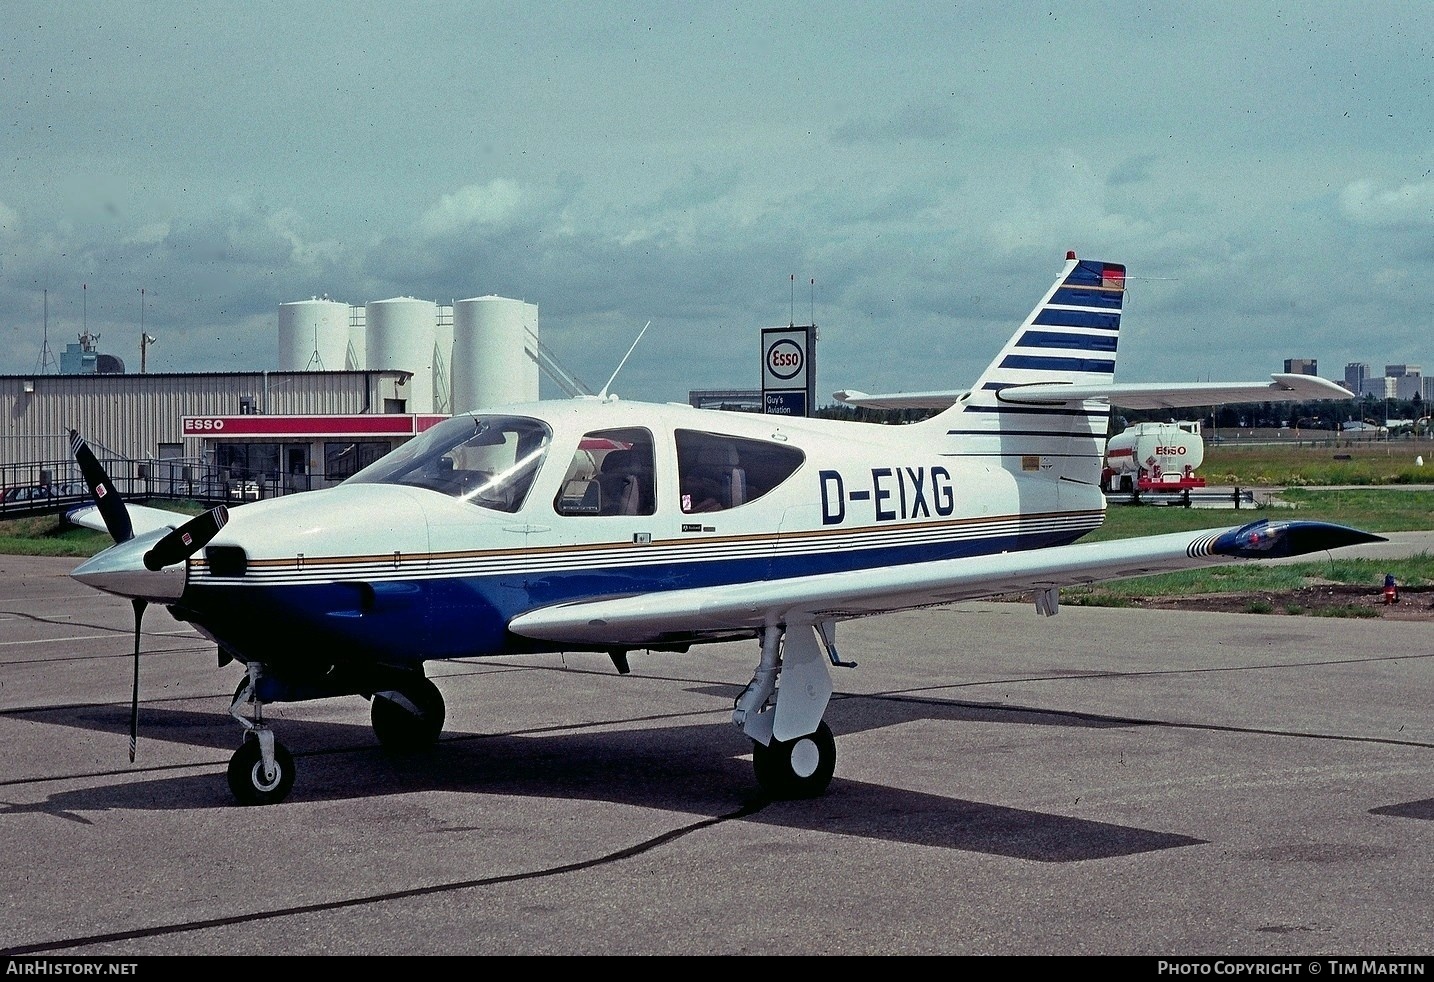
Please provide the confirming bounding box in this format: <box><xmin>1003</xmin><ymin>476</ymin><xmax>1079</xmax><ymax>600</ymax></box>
<box><xmin>752</xmin><ymin>721</ymin><xmax>836</xmax><ymax>800</ymax></box>
<box><xmin>371</xmin><ymin>675</ymin><xmax>446</xmax><ymax>752</ymax></box>
<box><xmin>227</xmin><ymin>738</ymin><xmax>296</xmax><ymax>806</ymax></box>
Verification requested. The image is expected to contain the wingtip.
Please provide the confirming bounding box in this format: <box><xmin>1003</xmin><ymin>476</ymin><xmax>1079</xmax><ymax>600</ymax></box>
<box><xmin>1214</xmin><ymin>520</ymin><xmax>1387</xmax><ymax>559</ymax></box>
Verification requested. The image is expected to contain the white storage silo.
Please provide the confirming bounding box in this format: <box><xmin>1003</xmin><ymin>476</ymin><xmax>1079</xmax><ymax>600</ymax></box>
<box><xmin>366</xmin><ymin>297</ymin><xmax>437</xmax><ymax>413</ymax></box>
<box><xmin>278</xmin><ymin>298</ymin><xmax>350</xmax><ymax>371</ymax></box>
<box><xmin>451</xmin><ymin>296</ymin><xmax>539</xmax><ymax>413</ymax></box>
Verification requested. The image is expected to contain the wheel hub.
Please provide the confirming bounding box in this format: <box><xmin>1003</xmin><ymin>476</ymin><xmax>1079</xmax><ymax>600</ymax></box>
<box><xmin>249</xmin><ymin>761</ymin><xmax>283</xmax><ymax>793</ymax></box>
<box><xmin>790</xmin><ymin>737</ymin><xmax>820</xmax><ymax>778</ymax></box>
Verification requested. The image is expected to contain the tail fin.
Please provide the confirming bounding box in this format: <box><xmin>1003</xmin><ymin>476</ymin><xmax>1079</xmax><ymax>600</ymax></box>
<box><xmin>931</xmin><ymin>252</ymin><xmax>1125</xmax><ymax>485</ymax></box>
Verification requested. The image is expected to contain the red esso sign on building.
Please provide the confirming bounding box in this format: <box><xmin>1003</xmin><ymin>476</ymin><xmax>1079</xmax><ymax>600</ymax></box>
<box><xmin>767</xmin><ymin>340</ymin><xmax>803</xmax><ymax>381</ymax></box>
<box><xmin>185</xmin><ymin>418</ymin><xmax>225</xmax><ymax>432</ymax></box>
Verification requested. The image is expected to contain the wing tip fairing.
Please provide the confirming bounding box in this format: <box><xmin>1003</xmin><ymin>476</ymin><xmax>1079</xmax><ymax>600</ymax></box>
<box><xmin>1210</xmin><ymin>519</ymin><xmax>1387</xmax><ymax>560</ymax></box>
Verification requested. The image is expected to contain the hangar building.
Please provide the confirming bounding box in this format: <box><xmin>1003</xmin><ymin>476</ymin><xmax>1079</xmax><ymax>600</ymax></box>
<box><xmin>1</xmin><ymin>294</ymin><xmax>543</xmax><ymax>502</ymax></box>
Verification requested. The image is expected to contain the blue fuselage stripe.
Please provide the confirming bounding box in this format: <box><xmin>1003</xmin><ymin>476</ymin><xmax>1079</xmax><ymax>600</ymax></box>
<box><xmin>184</xmin><ymin>528</ymin><xmax>1092</xmax><ymax>667</ymax></box>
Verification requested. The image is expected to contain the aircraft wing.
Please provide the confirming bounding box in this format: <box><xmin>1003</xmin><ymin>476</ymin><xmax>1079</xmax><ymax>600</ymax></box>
<box><xmin>508</xmin><ymin>519</ymin><xmax>1384</xmax><ymax>648</ymax></box>
<box><xmin>833</xmin><ymin>374</ymin><xmax>1352</xmax><ymax>411</ymax></box>
<box><xmin>66</xmin><ymin>503</ymin><xmax>196</xmax><ymax>538</ymax></box>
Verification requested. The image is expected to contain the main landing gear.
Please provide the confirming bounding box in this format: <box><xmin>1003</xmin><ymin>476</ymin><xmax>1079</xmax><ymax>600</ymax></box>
<box><xmin>734</xmin><ymin>622</ymin><xmax>845</xmax><ymax>800</ymax></box>
<box><xmin>225</xmin><ymin>661</ymin><xmax>447</xmax><ymax>805</ymax></box>
<box><xmin>371</xmin><ymin>675</ymin><xmax>446</xmax><ymax>752</ymax></box>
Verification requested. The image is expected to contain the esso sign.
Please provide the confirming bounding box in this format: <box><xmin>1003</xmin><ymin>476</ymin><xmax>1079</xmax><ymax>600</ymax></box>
<box><xmin>185</xmin><ymin>418</ymin><xmax>226</xmax><ymax>432</ymax></box>
<box><xmin>1155</xmin><ymin>445</ymin><xmax>1186</xmax><ymax>455</ymax></box>
<box><xmin>766</xmin><ymin>339</ymin><xmax>804</xmax><ymax>380</ymax></box>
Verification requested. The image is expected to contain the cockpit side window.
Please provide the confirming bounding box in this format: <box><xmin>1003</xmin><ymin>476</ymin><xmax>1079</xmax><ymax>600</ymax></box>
<box><xmin>345</xmin><ymin>414</ymin><xmax>551</xmax><ymax>513</ymax></box>
<box><xmin>553</xmin><ymin>427</ymin><xmax>656</xmax><ymax>516</ymax></box>
<box><xmin>675</xmin><ymin>430</ymin><xmax>804</xmax><ymax>513</ymax></box>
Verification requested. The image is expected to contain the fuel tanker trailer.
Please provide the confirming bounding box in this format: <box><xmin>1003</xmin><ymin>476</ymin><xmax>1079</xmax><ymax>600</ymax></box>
<box><xmin>1102</xmin><ymin>421</ymin><xmax>1206</xmax><ymax>492</ymax></box>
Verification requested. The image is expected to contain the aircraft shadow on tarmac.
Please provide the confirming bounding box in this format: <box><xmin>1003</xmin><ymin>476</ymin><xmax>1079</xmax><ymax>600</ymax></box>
<box><xmin>4</xmin><ymin>686</ymin><xmax>1212</xmax><ymax>861</ymax></box>
<box><xmin>1368</xmin><ymin>799</ymin><xmax>1434</xmax><ymax>821</ymax></box>
<box><xmin>12</xmin><ymin>672</ymin><xmax>1429</xmax><ymax>849</ymax></box>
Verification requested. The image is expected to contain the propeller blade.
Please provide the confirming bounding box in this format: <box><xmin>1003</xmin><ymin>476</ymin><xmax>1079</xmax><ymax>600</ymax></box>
<box><xmin>69</xmin><ymin>429</ymin><xmax>134</xmax><ymax>544</ymax></box>
<box><xmin>143</xmin><ymin>506</ymin><xmax>229</xmax><ymax>571</ymax></box>
<box><xmin>130</xmin><ymin>599</ymin><xmax>146</xmax><ymax>763</ymax></box>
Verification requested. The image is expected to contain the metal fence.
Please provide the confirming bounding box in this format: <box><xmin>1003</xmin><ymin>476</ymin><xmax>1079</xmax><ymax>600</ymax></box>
<box><xmin>0</xmin><ymin>451</ymin><xmax>312</xmax><ymax>520</ymax></box>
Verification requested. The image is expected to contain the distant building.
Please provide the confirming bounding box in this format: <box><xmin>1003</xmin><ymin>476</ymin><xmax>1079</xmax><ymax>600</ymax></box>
<box><xmin>689</xmin><ymin>388</ymin><xmax>762</xmax><ymax>411</ymax></box>
<box><xmin>1361</xmin><ymin>377</ymin><xmax>1397</xmax><ymax>399</ymax></box>
<box><xmin>58</xmin><ymin>332</ymin><xmax>124</xmax><ymax>375</ymax></box>
<box><xmin>1284</xmin><ymin>358</ymin><xmax>1317</xmax><ymax>376</ymax></box>
<box><xmin>1356</xmin><ymin>365</ymin><xmax>1424</xmax><ymax>402</ymax></box>
<box><xmin>1343</xmin><ymin>362</ymin><xmax>1370</xmax><ymax>393</ymax></box>
<box><xmin>1</xmin><ymin>369</ymin><xmax>413</xmax><ymax>478</ymax></box>
<box><xmin>3</xmin><ymin>290</ymin><xmax>549</xmax><ymax>496</ymax></box>
<box><xmin>1394</xmin><ymin>374</ymin><xmax>1423</xmax><ymax>401</ymax></box>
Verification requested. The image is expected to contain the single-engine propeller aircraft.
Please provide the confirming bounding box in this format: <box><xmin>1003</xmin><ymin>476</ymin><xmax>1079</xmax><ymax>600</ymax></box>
<box><xmin>67</xmin><ymin>252</ymin><xmax>1382</xmax><ymax>805</ymax></box>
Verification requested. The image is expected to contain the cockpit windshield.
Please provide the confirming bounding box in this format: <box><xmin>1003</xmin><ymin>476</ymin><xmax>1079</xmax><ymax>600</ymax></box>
<box><xmin>344</xmin><ymin>414</ymin><xmax>551</xmax><ymax>513</ymax></box>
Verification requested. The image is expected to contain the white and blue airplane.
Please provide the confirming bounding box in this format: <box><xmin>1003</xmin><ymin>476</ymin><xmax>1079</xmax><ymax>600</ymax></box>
<box><xmin>67</xmin><ymin>252</ymin><xmax>1380</xmax><ymax>806</ymax></box>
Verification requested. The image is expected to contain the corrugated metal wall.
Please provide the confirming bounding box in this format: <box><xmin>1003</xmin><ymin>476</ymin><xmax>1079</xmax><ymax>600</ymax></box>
<box><xmin>0</xmin><ymin>371</ymin><xmax>410</xmax><ymax>464</ymax></box>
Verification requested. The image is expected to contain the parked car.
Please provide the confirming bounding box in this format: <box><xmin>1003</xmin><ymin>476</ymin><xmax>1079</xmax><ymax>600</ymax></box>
<box><xmin>2</xmin><ymin>484</ymin><xmax>51</xmax><ymax>504</ymax></box>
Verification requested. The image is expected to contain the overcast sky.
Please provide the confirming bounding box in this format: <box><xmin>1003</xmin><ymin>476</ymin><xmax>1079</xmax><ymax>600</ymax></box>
<box><xmin>3</xmin><ymin>1</ymin><xmax>1430</xmax><ymax>405</ymax></box>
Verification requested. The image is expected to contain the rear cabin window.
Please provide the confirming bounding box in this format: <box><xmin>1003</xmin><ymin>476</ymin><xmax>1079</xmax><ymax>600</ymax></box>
<box><xmin>553</xmin><ymin>427</ymin><xmax>656</xmax><ymax>516</ymax></box>
<box><xmin>675</xmin><ymin>430</ymin><xmax>804</xmax><ymax>513</ymax></box>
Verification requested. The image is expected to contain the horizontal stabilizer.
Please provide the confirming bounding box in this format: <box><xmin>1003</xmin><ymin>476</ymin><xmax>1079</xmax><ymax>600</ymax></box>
<box><xmin>832</xmin><ymin>389</ymin><xmax>966</xmax><ymax>411</ymax></box>
<box><xmin>999</xmin><ymin>374</ymin><xmax>1354</xmax><ymax>409</ymax></box>
<box><xmin>834</xmin><ymin>374</ymin><xmax>1353</xmax><ymax>412</ymax></box>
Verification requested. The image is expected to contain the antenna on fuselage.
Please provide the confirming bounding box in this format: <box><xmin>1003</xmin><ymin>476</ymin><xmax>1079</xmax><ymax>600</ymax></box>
<box><xmin>597</xmin><ymin>320</ymin><xmax>651</xmax><ymax>400</ymax></box>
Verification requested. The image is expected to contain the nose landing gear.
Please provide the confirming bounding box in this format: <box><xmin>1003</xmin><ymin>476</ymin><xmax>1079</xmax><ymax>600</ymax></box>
<box><xmin>227</xmin><ymin>665</ymin><xmax>296</xmax><ymax>806</ymax></box>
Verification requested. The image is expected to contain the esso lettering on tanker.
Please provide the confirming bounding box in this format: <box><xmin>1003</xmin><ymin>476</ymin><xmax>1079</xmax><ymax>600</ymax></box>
<box><xmin>1154</xmin><ymin>445</ymin><xmax>1187</xmax><ymax>456</ymax></box>
<box><xmin>185</xmin><ymin>418</ymin><xmax>225</xmax><ymax>432</ymax></box>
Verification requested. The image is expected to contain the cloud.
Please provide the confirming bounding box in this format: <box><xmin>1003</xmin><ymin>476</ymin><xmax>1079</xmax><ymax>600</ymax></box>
<box><xmin>829</xmin><ymin>103</ymin><xmax>960</xmax><ymax>145</ymax></box>
<box><xmin>1338</xmin><ymin>180</ymin><xmax>1434</xmax><ymax>229</ymax></box>
<box><xmin>416</xmin><ymin>180</ymin><xmax>534</xmax><ymax>238</ymax></box>
<box><xmin>1108</xmin><ymin>154</ymin><xmax>1160</xmax><ymax>188</ymax></box>
<box><xmin>0</xmin><ymin>200</ymin><xmax>19</xmax><ymax>238</ymax></box>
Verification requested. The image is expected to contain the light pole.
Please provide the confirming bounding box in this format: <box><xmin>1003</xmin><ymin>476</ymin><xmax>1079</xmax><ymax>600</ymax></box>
<box><xmin>139</xmin><ymin>288</ymin><xmax>155</xmax><ymax>373</ymax></box>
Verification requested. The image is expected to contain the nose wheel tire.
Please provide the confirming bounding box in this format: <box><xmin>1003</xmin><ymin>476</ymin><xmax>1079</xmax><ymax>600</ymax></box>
<box><xmin>752</xmin><ymin>721</ymin><xmax>836</xmax><ymax>800</ymax></box>
<box><xmin>227</xmin><ymin>738</ymin><xmax>296</xmax><ymax>806</ymax></box>
<box><xmin>371</xmin><ymin>676</ymin><xmax>446</xmax><ymax>752</ymax></box>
